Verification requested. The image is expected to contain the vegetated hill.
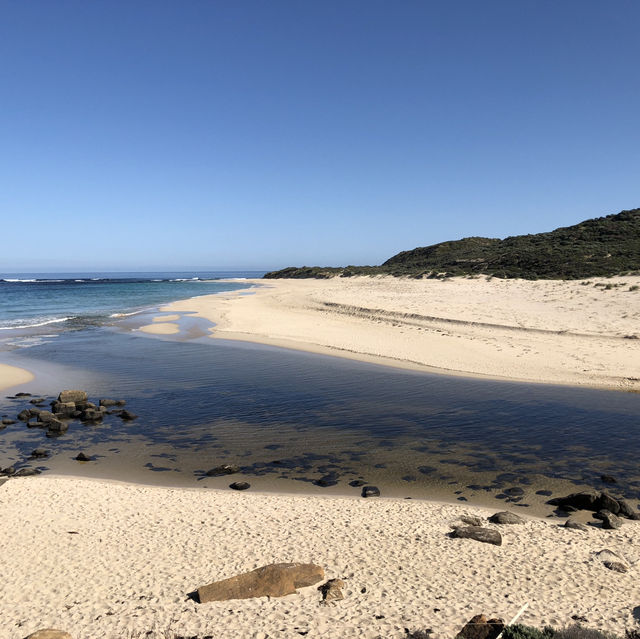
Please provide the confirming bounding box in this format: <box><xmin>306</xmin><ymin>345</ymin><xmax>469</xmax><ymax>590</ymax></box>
<box><xmin>263</xmin><ymin>208</ymin><xmax>640</xmax><ymax>280</ymax></box>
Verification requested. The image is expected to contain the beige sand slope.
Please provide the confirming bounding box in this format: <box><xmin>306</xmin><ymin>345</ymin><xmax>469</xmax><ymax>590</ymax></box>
<box><xmin>165</xmin><ymin>276</ymin><xmax>640</xmax><ymax>391</ymax></box>
<box><xmin>1</xmin><ymin>476</ymin><xmax>638</xmax><ymax>639</ymax></box>
<box><xmin>0</xmin><ymin>363</ymin><xmax>34</xmax><ymax>391</ymax></box>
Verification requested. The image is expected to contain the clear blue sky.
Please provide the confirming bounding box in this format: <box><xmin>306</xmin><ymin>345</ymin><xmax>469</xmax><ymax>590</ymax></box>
<box><xmin>1</xmin><ymin>1</ymin><xmax>639</xmax><ymax>271</ymax></box>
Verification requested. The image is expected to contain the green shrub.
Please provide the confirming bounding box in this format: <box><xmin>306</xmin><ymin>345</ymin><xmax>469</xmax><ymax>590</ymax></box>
<box><xmin>503</xmin><ymin>624</ymin><xmax>556</xmax><ymax>639</ymax></box>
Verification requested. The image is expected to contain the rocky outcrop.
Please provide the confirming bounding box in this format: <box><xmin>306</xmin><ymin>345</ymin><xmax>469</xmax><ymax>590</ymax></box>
<box><xmin>197</xmin><ymin>563</ymin><xmax>325</xmax><ymax>603</ymax></box>
<box><xmin>549</xmin><ymin>490</ymin><xmax>639</xmax><ymax>520</ymax></box>
<box><xmin>451</xmin><ymin>526</ymin><xmax>502</xmax><ymax>546</ymax></box>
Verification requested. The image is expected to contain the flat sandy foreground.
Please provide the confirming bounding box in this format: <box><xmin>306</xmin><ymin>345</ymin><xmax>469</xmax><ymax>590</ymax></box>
<box><xmin>1</xmin><ymin>476</ymin><xmax>639</xmax><ymax>639</ymax></box>
<box><xmin>159</xmin><ymin>275</ymin><xmax>640</xmax><ymax>392</ymax></box>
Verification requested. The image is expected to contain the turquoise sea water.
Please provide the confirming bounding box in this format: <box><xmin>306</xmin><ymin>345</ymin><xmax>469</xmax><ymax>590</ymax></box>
<box><xmin>0</xmin><ymin>271</ymin><xmax>260</xmax><ymax>335</ymax></box>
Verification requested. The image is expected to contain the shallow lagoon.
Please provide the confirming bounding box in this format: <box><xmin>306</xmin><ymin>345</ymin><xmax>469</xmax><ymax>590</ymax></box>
<box><xmin>1</xmin><ymin>322</ymin><xmax>639</xmax><ymax>515</ymax></box>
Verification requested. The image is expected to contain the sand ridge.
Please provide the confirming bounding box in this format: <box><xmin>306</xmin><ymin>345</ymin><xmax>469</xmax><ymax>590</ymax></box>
<box><xmin>138</xmin><ymin>322</ymin><xmax>180</xmax><ymax>335</ymax></box>
<box><xmin>0</xmin><ymin>363</ymin><xmax>34</xmax><ymax>391</ymax></box>
<box><xmin>1</xmin><ymin>476</ymin><xmax>638</xmax><ymax>638</ymax></box>
<box><xmin>164</xmin><ymin>275</ymin><xmax>640</xmax><ymax>391</ymax></box>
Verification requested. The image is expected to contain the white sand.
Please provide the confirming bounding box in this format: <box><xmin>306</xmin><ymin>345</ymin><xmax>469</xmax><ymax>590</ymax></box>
<box><xmin>165</xmin><ymin>275</ymin><xmax>640</xmax><ymax>391</ymax></box>
<box><xmin>1</xmin><ymin>476</ymin><xmax>638</xmax><ymax>639</ymax></box>
<box><xmin>138</xmin><ymin>322</ymin><xmax>180</xmax><ymax>335</ymax></box>
<box><xmin>152</xmin><ymin>314</ymin><xmax>181</xmax><ymax>322</ymax></box>
<box><xmin>0</xmin><ymin>363</ymin><xmax>34</xmax><ymax>390</ymax></box>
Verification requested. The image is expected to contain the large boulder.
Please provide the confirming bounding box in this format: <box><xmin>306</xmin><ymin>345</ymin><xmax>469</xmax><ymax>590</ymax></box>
<box><xmin>197</xmin><ymin>563</ymin><xmax>324</xmax><ymax>603</ymax></box>
<box><xmin>451</xmin><ymin>526</ymin><xmax>502</xmax><ymax>546</ymax></box>
<box><xmin>58</xmin><ymin>390</ymin><xmax>88</xmax><ymax>404</ymax></box>
<box><xmin>488</xmin><ymin>511</ymin><xmax>525</xmax><ymax>525</ymax></box>
<box><xmin>24</xmin><ymin>631</ymin><xmax>72</xmax><ymax>639</ymax></box>
<box><xmin>455</xmin><ymin>614</ymin><xmax>504</xmax><ymax>639</ymax></box>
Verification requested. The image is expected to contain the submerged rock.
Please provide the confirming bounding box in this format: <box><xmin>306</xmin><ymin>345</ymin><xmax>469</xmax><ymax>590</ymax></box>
<box><xmin>206</xmin><ymin>464</ymin><xmax>240</xmax><ymax>477</ymax></box>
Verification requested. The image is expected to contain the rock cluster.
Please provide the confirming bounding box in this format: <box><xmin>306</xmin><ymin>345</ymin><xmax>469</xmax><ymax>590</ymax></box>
<box><xmin>1</xmin><ymin>389</ymin><xmax>131</xmax><ymax>477</ymax></box>
<box><xmin>549</xmin><ymin>490</ymin><xmax>640</xmax><ymax>527</ymax></box>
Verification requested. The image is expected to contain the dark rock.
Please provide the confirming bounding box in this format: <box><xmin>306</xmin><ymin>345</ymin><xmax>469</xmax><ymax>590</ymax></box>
<box><xmin>617</xmin><ymin>500</ymin><xmax>640</xmax><ymax>520</ymax></box>
<box><xmin>601</xmin><ymin>512</ymin><xmax>623</xmax><ymax>530</ymax></box>
<box><xmin>600</xmin><ymin>475</ymin><xmax>617</xmax><ymax>484</ymax></box>
<box><xmin>13</xmin><ymin>467</ymin><xmax>41</xmax><ymax>476</ymax></box>
<box><xmin>1</xmin><ymin>466</ymin><xmax>15</xmax><ymax>476</ymax></box>
<box><xmin>99</xmin><ymin>399</ymin><xmax>117</xmax><ymax>407</ymax></box>
<box><xmin>318</xmin><ymin>578</ymin><xmax>344</xmax><ymax>602</ymax></box>
<box><xmin>229</xmin><ymin>482</ymin><xmax>250</xmax><ymax>491</ymax></box>
<box><xmin>80</xmin><ymin>409</ymin><xmax>102</xmax><ymax>422</ymax></box>
<box><xmin>348</xmin><ymin>479</ymin><xmax>366</xmax><ymax>487</ymax></box>
<box><xmin>504</xmin><ymin>487</ymin><xmax>524</xmax><ymax>496</ymax></box>
<box><xmin>488</xmin><ymin>511</ymin><xmax>525</xmax><ymax>525</ymax></box>
<box><xmin>314</xmin><ymin>474</ymin><xmax>338</xmax><ymax>487</ymax></box>
<box><xmin>28</xmin><ymin>408</ymin><xmax>42</xmax><ymax>417</ymax></box>
<box><xmin>14</xmin><ymin>392</ymin><xmax>31</xmax><ymax>397</ymax></box>
<box><xmin>535</xmin><ymin>490</ymin><xmax>553</xmax><ymax>496</ymax></box>
<box><xmin>460</xmin><ymin>515</ymin><xmax>484</xmax><ymax>527</ymax></box>
<box><xmin>599</xmin><ymin>492</ymin><xmax>621</xmax><ymax>514</ymax></box>
<box><xmin>29</xmin><ymin>398</ymin><xmax>46</xmax><ymax>404</ymax></box>
<box><xmin>47</xmin><ymin>419</ymin><xmax>68</xmax><ymax>433</ymax></box>
<box><xmin>206</xmin><ymin>464</ymin><xmax>240</xmax><ymax>477</ymax></box>
<box><xmin>548</xmin><ymin>491</ymin><xmax>601</xmax><ymax>512</ymax></box>
<box><xmin>58</xmin><ymin>390</ymin><xmax>88</xmax><ymax>403</ymax></box>
<box><xmin>17</xmin><ymin>410</ymin><xmax>31</xmax><ymax>422</ymax></box>
<box><xmin>564</xmin><ymin>520</ymin><xmax>589</xmax><ymax>531</ymax></box>
<box><xmin>455</xmin><ymin>614</ymin><xmax>505</xmax><ymax>639</ymax></box>
<box><xmin>30</xmin><ymin>449</ymin><xmax>49</xmax><ymax>459</ymax></box>
<box><xmin>197</xmin><ymin>562</ymin><xmax>324</xmax><ymax>602</ymax></box>
<box><xmin>51</xmin><ymin>401</ymin><xmax>76</xmax><ymax>417</ymax></box>
<box><xmin>119</xmin><ymin>410</ymin><xmax>138</xmax><ymax>421</ymax></box>
<box><xmin>115</xmin><ymin>399</ymin><xmax>126</xmax><ymax>406</ymax></box>
<box><xmin>27</xmin><ymin>420</ymin><xmax>47</xmax><ymax>428</ymax></box>
<box><xmin>1</xmin><ymin>417</ymin><xmax>16</xmax><ymax>425</ymax></box>
<box><xmin>361</xmin><ymin>485</ymin><xmax>380</xmax><ymax>498</ymax></box>
<box><xmin>36</xmin><ymin>410</ymin><xmax>57</xmax><ymax>423</ymax></box>
<box><xmin>451</xmin><ymin>526</ymin><xmax>502</xmax><ymax>546</ymax></box>
<box><xmin>75</xmin><ymin>452</ymin><xmax>91</xmax><ymax>462</ymax></box>
<box><xmin>596</xmin><ymin>549</ymin><xmax>628</xmax><ymax>572</ymax></box>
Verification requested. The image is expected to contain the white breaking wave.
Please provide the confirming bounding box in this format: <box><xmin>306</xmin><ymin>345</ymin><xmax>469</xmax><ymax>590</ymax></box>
<box><xmin>2</xmin><ymin>278</ymin><xmax>37</xmax><ymax>282</ymax></box>
<box><xmin>0</xmin><ymin>316</ymin><xmax>73</xmax><ymax>330</ymax></box>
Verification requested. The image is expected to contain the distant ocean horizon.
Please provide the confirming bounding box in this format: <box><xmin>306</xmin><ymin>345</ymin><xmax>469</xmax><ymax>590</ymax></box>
<box><xmin>0</xmin><ymin>271</ymin><xmax>262</xmax><ymax>342</ymax></box>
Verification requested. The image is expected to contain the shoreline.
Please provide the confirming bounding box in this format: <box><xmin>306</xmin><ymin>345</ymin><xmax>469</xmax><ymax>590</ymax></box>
<box><xmin>1</xmin><ymin>475</ymin><xmax>638</xmax><ymax>639</ymax></box>
<box><xmin>0</xmin><ymin>362</ymin><xmax>34</xmax><ymax>391</ymax></box>
<box><xmin>162</xmin><ymin>275</ymin><xmax>640</xmax><ymax>393</ymax></box>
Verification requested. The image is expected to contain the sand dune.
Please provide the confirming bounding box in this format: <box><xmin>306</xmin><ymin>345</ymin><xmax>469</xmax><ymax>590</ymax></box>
<box><xmin>165</xmin><ymin>275</ymin><xmax>640</xmax><ymax>391</ymax></box>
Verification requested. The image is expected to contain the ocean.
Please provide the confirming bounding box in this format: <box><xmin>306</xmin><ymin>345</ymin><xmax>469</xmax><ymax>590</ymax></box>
<box><xmin>0</xmin><ymin>271</ymin><xmax>259</xmax><ymax>345</ymax></box>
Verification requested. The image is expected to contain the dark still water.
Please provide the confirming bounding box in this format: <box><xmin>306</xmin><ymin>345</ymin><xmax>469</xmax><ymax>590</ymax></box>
<box><xmin>1</xmin><ymin>325</ymin><xmax>639</xmax><ymax>514</ymax></box>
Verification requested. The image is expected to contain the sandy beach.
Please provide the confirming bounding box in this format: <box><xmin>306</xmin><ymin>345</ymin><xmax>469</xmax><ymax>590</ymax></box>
<box><xmin>164</xmin><ymin>275</ymin><xmax>640</xmax><ymax>392</ymax></box>
<box><xmin>0</xmin><ymin>363</ymin><xmax>34</xmax><ymax>391</ymax></box>
<box><xmin>1</xmin><ymin>475</ymin><xmax>638</xmax><ymax>639</ymax></box>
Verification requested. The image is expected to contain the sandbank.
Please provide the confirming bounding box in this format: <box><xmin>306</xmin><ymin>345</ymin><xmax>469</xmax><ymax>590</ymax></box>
<box><xmin>138</xmin><ymin>322</ymin><xmax>180</xmax><ymax>335</ymax></box>
<box><xmin>164</xmin><ymin>275</ymin><xmax>640</xmax><ymax>392</ymax></box>
<box><xmin>0</xmin><ymin>363</ymin><xmax>34</xmax><ymax>391</ymax></box>
<box><xmin>1</xmin><ymin>475</ymin><xmax>638</xmax><ymax>638</ymax></box>
<box><xmin>152</xmin><ymin>314</ymin><xmax>181</xmax><ymax>322</ymax></box>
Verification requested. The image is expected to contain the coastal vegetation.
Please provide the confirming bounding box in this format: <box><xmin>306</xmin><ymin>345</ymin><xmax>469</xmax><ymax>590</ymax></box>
<box><xmin>264</xmin><ymin>208</ymin><xmax>640</xmax><ymax>280</ymax></box>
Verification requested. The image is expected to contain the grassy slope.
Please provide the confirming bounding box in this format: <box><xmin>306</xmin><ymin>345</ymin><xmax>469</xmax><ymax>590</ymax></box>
<box><xmin>264</xmin><ymin>208</ymin><xmax>640</xmax><ymax>280</ymax></box>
